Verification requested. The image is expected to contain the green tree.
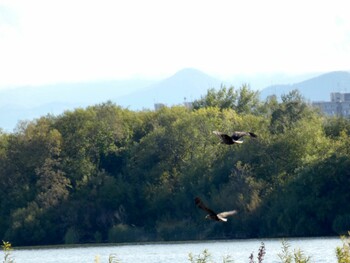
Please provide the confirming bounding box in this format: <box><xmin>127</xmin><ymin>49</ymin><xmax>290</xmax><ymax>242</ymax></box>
<box><xmin>192</xmin><ymin>85</ymin><xmax>260</xmax><ymax>114</ymax></box>
<box><xmin>192</xmin><ymin>85</ymin><xmax>238</xmax><ymax>110</ymax></box>
<box><xmin>269</xmin><ymin>90</ymin><xmax>310</xmax><ymax>134</ymax></box>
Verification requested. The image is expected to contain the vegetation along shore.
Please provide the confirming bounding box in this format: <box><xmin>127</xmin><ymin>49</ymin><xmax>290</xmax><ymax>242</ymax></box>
<box><xmin>1</xmin><ymin>86</ymin><xmax>350</xmax><ymax>247</ymax></box>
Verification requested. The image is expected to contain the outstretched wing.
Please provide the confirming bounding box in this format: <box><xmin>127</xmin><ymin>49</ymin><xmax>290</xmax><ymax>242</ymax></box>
<box><xmin>231</xmin><ymin>131</ymin><xmax>249</xmax><ymax>140</ymax></box>
<box><xmin>217</xmin><ymin>210</ymin><xmax>238</xmax><ymax>218</ymax></box>
<box><xmin>195</xmin><ymin>197</ymin><xmax>217</xmax><ymax>217</ymax></box>
<box><xmin>213</xmin><ymin>131</ymin><xmax>233</xmax><ymax>144</ymax></box>
<box><xmin>231</xmin><ymin>131</ymin><xmax>257</xmax><ymax>140</ymax></box>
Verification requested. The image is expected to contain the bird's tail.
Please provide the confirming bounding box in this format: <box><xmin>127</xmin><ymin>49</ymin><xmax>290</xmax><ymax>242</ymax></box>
<box><xmin>249</xmin><ymin>132</ymin><xmax>257</xmax><ymax>138</ymax></box>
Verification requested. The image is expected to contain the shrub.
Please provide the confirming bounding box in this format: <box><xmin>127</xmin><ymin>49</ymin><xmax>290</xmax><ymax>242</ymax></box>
<box><xmin>94</xmin><ymin>231</ymin><xmax>103</xmax><ymax>243</ymax></box>
<box><xmin>156</xmin><ymin>220</ymin><xmax>197</xmax><ymax>241</ymax></box>
<box><xmin>333</xmin><ymin>215</ymin><xmax>350</xmax><ymax>235</ymax></box>
<box><xmin>64</xmin><ymin>227</ymin><xmax>80</xmax><ymax>244</ymax></box>
<box><xmin>108</xmin><ymin>224</ymin><xmax>145</xmax><ymax>243</ymax></box>
<box><xmin>336</xmin><ymin>231</ymin><xmax>350</xmax><ymax>263</ymax></box>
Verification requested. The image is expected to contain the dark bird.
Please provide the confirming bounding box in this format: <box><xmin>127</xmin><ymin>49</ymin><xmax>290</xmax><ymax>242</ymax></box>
<box><xmin>195</xmin><ymin>197</ymin><xmax>237</xmax><ymax>222</ymax></box>
<box><xmin>213</xmin><ymin>130</ymin><xmax>257</xmax><ymax>145</ymax></box>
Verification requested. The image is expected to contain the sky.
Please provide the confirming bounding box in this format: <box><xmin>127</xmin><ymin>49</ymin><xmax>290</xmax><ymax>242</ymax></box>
<box><xmin>0</xmin><ymin>0</ymin><xmax>349</xmax><ymax>89</ymax></box>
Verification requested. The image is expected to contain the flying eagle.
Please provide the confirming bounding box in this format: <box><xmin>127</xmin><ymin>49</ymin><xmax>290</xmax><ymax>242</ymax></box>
<box><xmin>213</xmin><ymin>130</ymin><xmax>257</xmax><ymax>145</ymax></box>
<box><xmin>195</xmin><ymin>197</ymin><xmax>237</xmax><ymax>222</ymax></box>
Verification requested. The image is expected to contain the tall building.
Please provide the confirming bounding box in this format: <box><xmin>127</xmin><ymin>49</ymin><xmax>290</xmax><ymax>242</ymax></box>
<box><xmin>312</xmin><ymin>92</ymin><xmax>350</xmax><ymax>117</ymax></box>
<box><xmin>154</xmin><ymin>103</ymin><xmax>166</xmax><ymax>110</ymax></box>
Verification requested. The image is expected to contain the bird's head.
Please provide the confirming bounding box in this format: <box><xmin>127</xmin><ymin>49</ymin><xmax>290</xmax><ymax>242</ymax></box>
<box><xmin>205</xmin><ymin>214</ymin><xmax>216</xmax><ymax>220</ymax></box>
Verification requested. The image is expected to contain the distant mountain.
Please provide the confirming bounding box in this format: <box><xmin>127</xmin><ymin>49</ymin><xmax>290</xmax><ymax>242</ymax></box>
<box><xmin>260</xmin><ymin>71</ymin><xmax>350</xmax><ymax>101</ymax></box>
<box><xmin>115</xmin><ymin>68</ymin><xmax>222</xmax><ymax>109</ymax></box>
<box><xmin>0</xmin><ymin>79</ymin><xmax>156</xmax><ymax>131</ymax></box>
<box><xmin>0</xmin><ymin>69</ymin><xmax>222</xmax><ymax>131</ymax></box>
<box><xmin>0</xmin><ymin>79</ymin><xmax>156</xmax><ymax>108</ymax></box>
<box><xmin>225</xmin><ymin>72</ymin><xmax>321</xmax><ymax>90</ymax></box>
<box><xmin>2</xmin><ymin>69</ymin><xmax>350</xmax><ymax>132</ymax></box>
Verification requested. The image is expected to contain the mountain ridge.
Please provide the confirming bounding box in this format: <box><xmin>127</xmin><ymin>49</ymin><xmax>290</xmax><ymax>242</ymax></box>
<box><xmin>1</xmin><ymin>69</ymin><xmax>350</xmax><ymax>132</ymax></box>
<box><xmin>260</xmin><ymin>71</ymin><xmax>350</xmax><ymax>101</ymax></box>
<box><xmin>114</xmin><ymin>68</ymin><xmax>223</xmax><ymax>109</ymax></box>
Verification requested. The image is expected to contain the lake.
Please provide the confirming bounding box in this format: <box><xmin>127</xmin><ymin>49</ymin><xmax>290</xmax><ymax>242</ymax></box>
<box><xmin>11</xmin><ymin>237</ymin><xmax>342</xmax><ymax>263</ymax></box>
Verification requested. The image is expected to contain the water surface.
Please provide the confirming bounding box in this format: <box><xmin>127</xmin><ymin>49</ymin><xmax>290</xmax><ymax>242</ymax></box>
<box><xmin>12</xmin><ymin>237</ymin><xmax>342</xmax><ymax>263</ymax></box>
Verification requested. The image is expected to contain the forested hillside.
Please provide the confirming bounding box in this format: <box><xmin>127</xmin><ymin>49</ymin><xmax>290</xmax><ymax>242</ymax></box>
<box><xmin>1</xmin><ymin>86</ymin><xmax>350</xmax><ymax>246</ymax></box>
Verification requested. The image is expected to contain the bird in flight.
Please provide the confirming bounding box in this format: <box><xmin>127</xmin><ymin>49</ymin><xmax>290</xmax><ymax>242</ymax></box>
<box><xmin>195</xmin><ymin>197</ymin><xmax>237</xmax><ymax>222</ymax></box>
<box><xmin>213</xmin><ymin>130</ymin><xmax>257</xmax><ymax>145</ymax></box>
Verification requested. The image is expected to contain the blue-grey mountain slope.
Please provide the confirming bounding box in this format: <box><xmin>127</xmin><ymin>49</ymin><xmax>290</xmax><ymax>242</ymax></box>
<box><xmin>2</xmin><ymin>69</ymin><xmax>350</xmax><ymax>132</ymax></box>
<box><xmin>0</xmin><ymin>79</ymin><xmax>156</xmax><ymax>132</ymax></box>
<box><xmin>260</xmin><ymin>71</ymin><xmax>350</xmax><ymax>101</ymax></box>
<box><xmin>0</xmin><ymin>69</ymin><xmax>222</xmax><ymax>131</ymax></box>
<box><xmin>115</xmin><ymin>68</ymin><xmax>223</xmax><ymax>109</ymax></box>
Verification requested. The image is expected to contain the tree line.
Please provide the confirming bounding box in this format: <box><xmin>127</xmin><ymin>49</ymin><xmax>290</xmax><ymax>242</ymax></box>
<box><xmin>0</xmin><ymin>86</ymin><xmax>350</xmax><ymax>246</ymax></box>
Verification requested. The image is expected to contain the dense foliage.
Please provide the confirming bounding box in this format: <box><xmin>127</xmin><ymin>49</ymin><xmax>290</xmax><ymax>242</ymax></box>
<box><xmin>0</xmin><ymin>86</ymin><xmax>350</xmax><ymax>246</ymax></box>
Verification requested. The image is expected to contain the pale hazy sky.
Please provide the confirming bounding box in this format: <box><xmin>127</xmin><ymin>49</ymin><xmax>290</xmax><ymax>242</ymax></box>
<box><xmin>0</xmin><ymin>0</ymin><xmax>349</xmax><ymax>88</ymax></box>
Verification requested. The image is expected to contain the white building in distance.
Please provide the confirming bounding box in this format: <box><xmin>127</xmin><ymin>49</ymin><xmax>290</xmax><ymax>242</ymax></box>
<box><xmin>312</xmin><ymin>92</ymin><xmax>350</xmax><ymax>117</ymax></box>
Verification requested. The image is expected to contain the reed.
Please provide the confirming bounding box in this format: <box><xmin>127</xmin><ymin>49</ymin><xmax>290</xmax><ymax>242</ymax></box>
<box><xmin>249</xmin><ymin>242</ymin><xmax>266</xmax><ymax>263</ymax></box>
<box><xmin>188</xmin><ymin>249</ymin><xmax>233</xmax><ymax>263</ymax></box>
<box><xmin>1</xmin><ymin>240</ymin><xmax>14</xmax><ymax>263</ymax></box>
<box><xmin>277</xmin><ymin>240</ymin><xmax>311</xmax><ymax>263</ymax></box>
